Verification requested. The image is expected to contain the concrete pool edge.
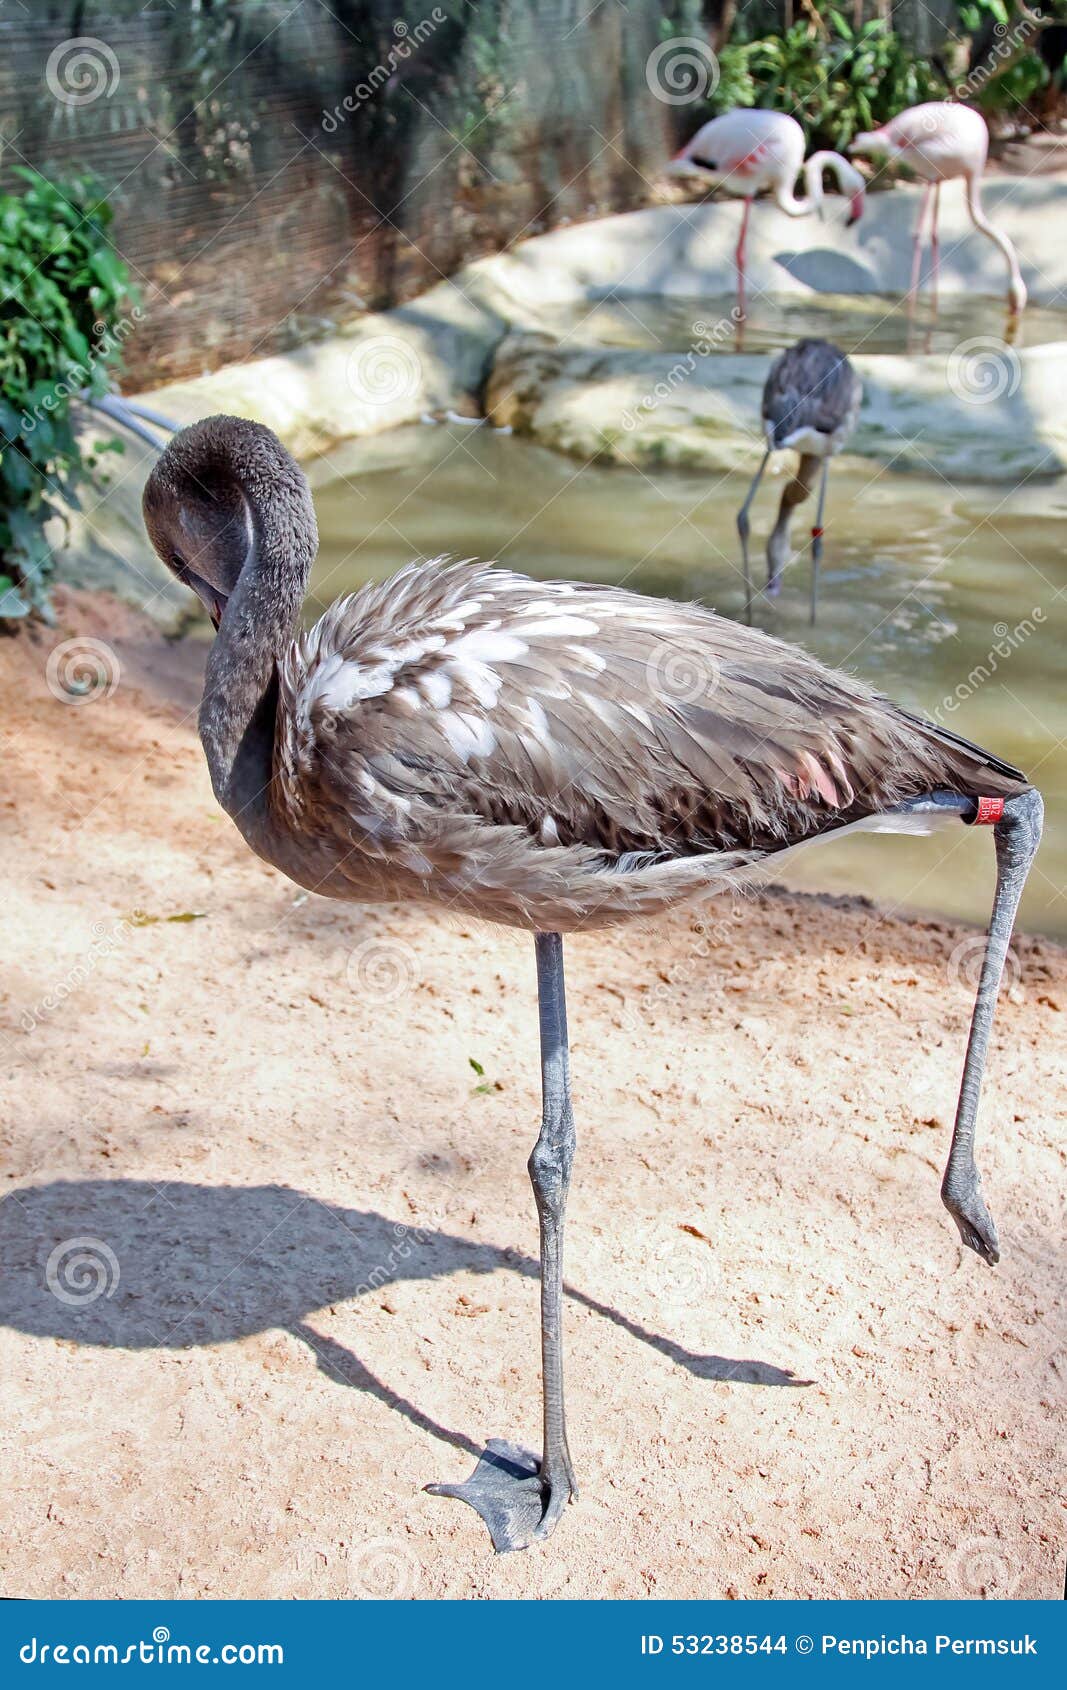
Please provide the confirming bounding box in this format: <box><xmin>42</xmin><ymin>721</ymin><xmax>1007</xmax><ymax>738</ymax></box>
<box><xmin>136</xmin><ymin>177</ymin><xmax>1067</xmax><ymax>470</ymax></box>
<box><xmin>485</xmin><ymin>332</ymin><xmax>1067</xmax><ymax>481</ymax></box>
<box><xmin>64</xmin><ymin>179</ymin><xmax>1065</xmax><ymax>626</ymax></box>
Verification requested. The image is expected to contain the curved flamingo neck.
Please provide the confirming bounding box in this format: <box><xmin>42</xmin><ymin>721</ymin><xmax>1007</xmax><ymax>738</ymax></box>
<box><xmin>965</xmin><ymin>174</ymin><xmax>1027</xmax><ymax>312</ymax></box>
<box><xmin>775</xmin><ymin>151</ymin><xmax>862</xmax><ymax>218</ymax></box>
<box><xmin>200</xmin><ymin>465</ymin><xmax>316</xmax><ymax>831</ymax></box>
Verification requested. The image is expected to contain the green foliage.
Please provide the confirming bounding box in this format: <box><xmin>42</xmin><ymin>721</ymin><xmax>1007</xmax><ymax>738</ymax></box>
<box><xmin>958</xmin><ymin>0</ymin><xmax>1014</xmax><ymax>25</ymax></box>
<box><xmin>707</xmin><ymin>19</ymin><xmax>947</xmax><ymax>151</ymax></box>
<box><xmin>976</xmin><ymin>49</ymin><xmax>1050</xmax><ymax>111</ymax></box>
<box><xmin>957</xmin><ymin>0</ymin><xmax>1063</xmax><ymax>115</ymax></box>
<box><xmin>0</xmin><ymin>170</ymin><xmax>136</xmax><ymax>621</ymax></box>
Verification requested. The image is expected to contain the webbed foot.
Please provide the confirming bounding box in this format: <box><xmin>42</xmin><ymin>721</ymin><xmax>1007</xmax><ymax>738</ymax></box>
<box><xmin>427</xmin><ymin>1438</ymin><xmax>577</xmax><ymax>1552</ymax></box>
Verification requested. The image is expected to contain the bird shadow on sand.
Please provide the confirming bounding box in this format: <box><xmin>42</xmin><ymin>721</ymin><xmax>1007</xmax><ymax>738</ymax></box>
<box><xmin>0</xmin><ymin>1180</ymin><xmax>810</xmax><ymax>1460</ymax></box>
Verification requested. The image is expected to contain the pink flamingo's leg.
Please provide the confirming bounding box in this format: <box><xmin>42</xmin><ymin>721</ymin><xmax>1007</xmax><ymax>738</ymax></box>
<box><xmin>908</xmin><ymin>183</ymin><xmax>932</xmax><ymax>316</ymax></box>
<box><xmin>930</xmin><ymin>183</ymin><xmax>941</xmax><ymax>318</ymax></box>
<box><xmin>736</xmin><ymin>196</ymin><xmax>752</xmax><ymax>325</ymax></box>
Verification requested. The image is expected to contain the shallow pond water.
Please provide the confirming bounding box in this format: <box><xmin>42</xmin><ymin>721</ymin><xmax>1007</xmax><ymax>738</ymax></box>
<box><xmin>310</xmin><ymin>422</ymin><xmax>1066</xmax><ymax>937</ymax></box>
<box><xmin>534</xmin><ymin>292</ymin><xmax>1067</xmax><ymax>357</ymax></box>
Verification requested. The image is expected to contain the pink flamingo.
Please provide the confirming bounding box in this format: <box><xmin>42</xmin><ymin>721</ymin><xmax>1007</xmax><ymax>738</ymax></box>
<box><xmin>850</xmin><ymin>103</ymin><xmax>1026</xmax><ymax>314</ymax></box>
<box><xmin>666</xmin><ymin>109</ymin><xmax>866</xmax><ymax>318</ymax></box>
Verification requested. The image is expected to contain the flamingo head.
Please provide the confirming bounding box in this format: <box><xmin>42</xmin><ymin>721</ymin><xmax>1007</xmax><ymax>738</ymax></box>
<box><xmin>849</xmin><ymin>128</ymin><xmax>890</xmax><ymax>160</ymax></box>
<box><xmin>846</xmin><ymin>189</ymin><xmax>865</xmax><ymax>227</ymax></box>
<box><xmin>143</xmin><ymin>415</ymin><xmax>316</xmax><ymax>633</ymax></box>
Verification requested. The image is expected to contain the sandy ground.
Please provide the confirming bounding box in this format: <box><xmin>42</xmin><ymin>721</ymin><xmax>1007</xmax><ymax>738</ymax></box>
<box><xmin>0</xmin><ymin>592</ymin><xmax>1063</xmax><ymax>1602</ymax></box>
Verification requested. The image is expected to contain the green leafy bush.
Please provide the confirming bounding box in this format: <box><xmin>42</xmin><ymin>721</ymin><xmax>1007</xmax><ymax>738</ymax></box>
<box><xmin>0</xmin><ymin>170</ymin><xmax>137</xmax><ymax>621</ymax></box>
<box><xmin>708</xmin><ymin>18</ymin><xmax>948</xmax><ymax>152</ymax></box>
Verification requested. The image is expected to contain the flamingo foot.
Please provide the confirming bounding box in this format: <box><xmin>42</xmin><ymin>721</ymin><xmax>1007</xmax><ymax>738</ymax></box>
<box><xmin>942</xmin><ymin>1178</ymin><xmax>1000</xmax><ymax>1267</ymax></box>
<box><xmin>426</xmin><ymin>1438</ymin><xmax>577</xmax><ymax>1552</ymax></box>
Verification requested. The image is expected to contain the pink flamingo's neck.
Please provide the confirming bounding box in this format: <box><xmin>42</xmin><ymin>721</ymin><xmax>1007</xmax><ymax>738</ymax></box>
<box><xmin>965</xmin><ymin>173</ymin><xmax>1027</xmax><ymax>313</ymax></box>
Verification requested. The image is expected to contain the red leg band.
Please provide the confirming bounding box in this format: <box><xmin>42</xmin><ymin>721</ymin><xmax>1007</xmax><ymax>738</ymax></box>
<box><xmin>973</xmin><ymin>796</ymin><xmax>1005</xmax><ymax>826</ymax></box>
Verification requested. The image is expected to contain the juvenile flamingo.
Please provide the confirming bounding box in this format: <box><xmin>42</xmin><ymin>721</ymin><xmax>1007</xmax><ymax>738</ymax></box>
<box><xmin>737</xmin><ymin>338</ymin><xmax>862</xmax><ymax>624</ymax></box>
<box><xmin>666</xmin><ymin>109</ymin><xmax>866</xmax><ymax>317</ymax></box>
<box><xmin>143</xmin><ymin>415</ymin><xmax>1042</xmax><ymax>1552</ymax></box>
<box><xmin>850</xmin><ymin>102</ymin><xmax>1027</xmax><ymax>314</ymax></box>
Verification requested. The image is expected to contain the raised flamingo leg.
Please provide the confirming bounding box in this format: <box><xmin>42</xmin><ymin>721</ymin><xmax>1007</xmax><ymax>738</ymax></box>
<box><xmin>427</xmin><ymin>931</ymin><xmax>578</xmax><ymax>1550</ymax></box>
<box><xmin>736</xmin><ymin>196</ymin><xmax>752</xmax><ymax>326</ymax></box>
<box><xmin>886</xmin><ymin>787</ymin><xmax>1042</xmax><ymax>1263</ymax></box>
<box><xmin>942</xmin><ymin>789</ymin><xmax>1043</xmax><ymax>1263</ymax></box>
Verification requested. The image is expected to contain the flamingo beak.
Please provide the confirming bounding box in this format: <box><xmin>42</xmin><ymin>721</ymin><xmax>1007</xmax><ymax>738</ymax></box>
<box><xmin>175</xmin><ymin>558</ymin><xmax>228</xmax><ymax>631</ymax></box>
<box><xmin>846</xmin><ymin>192</ymin><xmax>864</xmax><ymax>228</ymax></box>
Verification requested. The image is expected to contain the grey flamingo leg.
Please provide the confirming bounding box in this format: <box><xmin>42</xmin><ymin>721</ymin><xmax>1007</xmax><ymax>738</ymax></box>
<box><xmin>942</xmin><ymin>787</ymin><xmax>1043</xmax><ymax>1263</ymax></box>
<box><xmin>427</xmin><ymin>931</ymin><xmax>578</xmax><ymax>1550</ymax></box>
<box><xmin>737</xmin><ymin>447</ymin><xmax>770</xmax><ymax>625</ymax></box>
<box><xmin>809</xmin><ymin>457</ymin><xmax>830</xmax><ymax>624</ymax></box>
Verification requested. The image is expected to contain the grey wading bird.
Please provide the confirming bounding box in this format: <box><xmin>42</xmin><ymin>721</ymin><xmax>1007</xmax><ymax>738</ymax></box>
<box><xmin>737</xmin><ymin>338</ymin><xmax>862</xmax><ymax>625</ymax></box>
<box><xmin>143</xmin><ymin>415</ymin><xmax>1042</xmax><ymax>1553</ymax></box>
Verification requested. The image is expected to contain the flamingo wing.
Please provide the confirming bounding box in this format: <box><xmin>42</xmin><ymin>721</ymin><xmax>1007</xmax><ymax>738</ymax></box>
<box><xmin>677</xmin><ymin>109</ymin><xmax>804</xmax><ymax>193</ymax></box>
<box><xmin>275</xmin><ymin>560</ymin><xmax>1022</xmax><ymax>879</ymax></box>
<box><xmin>870</xmin><ymin>103</ymin><xmax>988</xmax><ymax>177</ymax></box>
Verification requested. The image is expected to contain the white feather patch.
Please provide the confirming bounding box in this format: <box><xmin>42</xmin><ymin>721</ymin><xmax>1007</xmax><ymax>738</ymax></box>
<box><xmin>307</xmin><ymin>656</ymin><xmax>395</xmax><ymax>709</ymax></box>
<box><xmin>516</xmin><ymin>615</ymin><xmax>599</xmax><ymax>638</ymax></box>
<box><xmin>419</xmin><ymin>669</ymin><xmax>453</xmax><ymax>708</ymax></box>
<box><xmin>447</xmin><ymin>659</ymin><xmax>503</xmax><ymax>709</ymax></box>
<box><xmin>526</xmin><ymin>697</ymin><xmax>551</xmax><ymax>740</ymax></box>
<box><xmin>441</xmin><ymin>710</ymin><xmax>496</xmax><ymax>761</ymax></box>
<box><xmin>448</xmin><ymin>629</ymin><xmax>528</xmax><ymax>664</ymax></box>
